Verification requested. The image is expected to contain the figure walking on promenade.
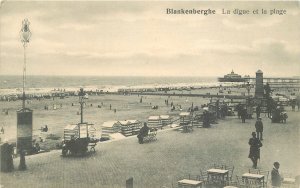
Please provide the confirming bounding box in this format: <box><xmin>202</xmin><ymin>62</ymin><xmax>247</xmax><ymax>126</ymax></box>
<box><xmin>256</xmin><ymin>105</ymin><xmax>261</xmax><ymax>119</ymax></box>
<box><xmin>241</xmin><ymin>107</ymin><xmax>247</xmax><ymax>123</ymax></box>
<box><xmin>248</xmin><ymin>132</ymin><xmax>262</xmax><ymax>168</ymax></box>
<box><xmin>137</xmin><ymin>123</ymin><xmax>149</xmax><ymax>144</ymax></box>
<box><xmin>271</xmin><ymin>162</ymin><xmax>283</xmax><ymax>188</ymax></box>
<box><xmin>255</xmin><ymin>118</ymin><xmax>263</xmax><ymax>140</ymax></box>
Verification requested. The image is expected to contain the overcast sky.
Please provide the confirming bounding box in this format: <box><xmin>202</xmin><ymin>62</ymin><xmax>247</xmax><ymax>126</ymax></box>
<box><xmin>0</xmin><ymin>1</ymin><xmax>299</xmax><ymax>77</ymax></box>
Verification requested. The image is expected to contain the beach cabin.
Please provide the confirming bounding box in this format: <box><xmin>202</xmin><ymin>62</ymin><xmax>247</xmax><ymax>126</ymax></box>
<box><xmin>128</xmin><ymin>120</ymin><xmax>142</xmax><ymax>135</ymax></box>
<box><xmin>147</xmin><ymin>116</ymin><xmax>162</xmax><ymax>129</ymax></box>
<box><xmin>101</xmin><ymin>121</ymin><xmax>121</xmax><ymax>139</ymax></box>
<box><xmin>160</xmin><ymin>115</ymin><xmax>171</xmax><ymax>127</ymax></box>
<box><xmin>179</xmin><ymin>112</ymin><xmax>191</xmax><ymax>126</ymax></box>
<box><xmin>119</xmin><ymin>120</ymin><xmax>141</xmax><ymax>137</ymax></box>
<box><xmin>64</xmin><ymin>123</ymin><xmax>96</xmax><ymax>141</ymax></box>
<box><xmin>119</xmin><ymin>120</ymin><xmax>132</xmax><ymax>137</ymax></box>
<box><xmin>191</xmin><ymin>110</ymin><xmax>204</xmax><ymax>127</ymax></box>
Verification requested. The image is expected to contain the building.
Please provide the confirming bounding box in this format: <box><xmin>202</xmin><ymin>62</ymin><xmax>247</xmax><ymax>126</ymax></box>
<box><xmin>218</xmin><ymin>70</ymin><xmax>245</xmax><ymax>82</ymax></box>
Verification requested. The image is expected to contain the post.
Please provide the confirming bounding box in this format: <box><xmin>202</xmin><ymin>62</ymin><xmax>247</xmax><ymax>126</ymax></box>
<box><xmin>126</xmin><ymin>177</ymin><xmax>133</xmax><ymax>188</ymax></box>
<box><xmin>18</xmin><ymin>148</ymin><xmax>26</xmax><ymax>170</ymax></box>
<box><xmin>22</xmin><ymin>44</ymin><xmax>26</xmax><ymax>109</ymax></box>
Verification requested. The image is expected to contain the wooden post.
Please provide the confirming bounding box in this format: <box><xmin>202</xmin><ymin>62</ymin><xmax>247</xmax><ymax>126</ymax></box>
<box><xmin>126</xmin><ymin>177</ymin><xmax>133</xmax><ymax>188</ymax></box>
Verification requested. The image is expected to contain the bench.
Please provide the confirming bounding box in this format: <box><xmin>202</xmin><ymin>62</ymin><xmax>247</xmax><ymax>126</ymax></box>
<box><xmin>143</xmin><ymin>129</ymin><xmax>157</xmax><ymax>143</ymax></box>
<box><xmin>88</xmin><ymin>139</ymin><xmax>98</xmax><ymax>153</ymax></box>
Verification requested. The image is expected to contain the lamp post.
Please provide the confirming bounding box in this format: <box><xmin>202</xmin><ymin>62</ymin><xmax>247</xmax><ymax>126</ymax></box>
<box><xmin>18</xmin><ymin>18</ymin><xmax>32</xmax><ymax>171</ymax></box>
<box><xmin>20</xmin><ymin>19</ymin><xmax>31</xmax><ymax>109</ymax></box>
<box><xmin>79</xmin><ymin>88</ymin><xmax>85</xmax><ymax>124</ymax></box>
<box><xmin>78</xmin><ymin>88</ymin><xmax>88</xmax><ymax>138</ymax></box>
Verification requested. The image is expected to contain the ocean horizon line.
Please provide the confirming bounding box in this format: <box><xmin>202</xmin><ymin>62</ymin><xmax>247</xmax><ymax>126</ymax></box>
<box><xmin>0</xmin><ymin>75</ymin><xmax>218</xmax><ymax>78</ymax></box>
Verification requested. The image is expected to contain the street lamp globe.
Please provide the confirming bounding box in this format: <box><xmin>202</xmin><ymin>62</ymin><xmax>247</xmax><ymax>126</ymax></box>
<box><xmin>20</xmin><ymin>19</ymin><xmax>31</xmax><ymax>45</ymax></box>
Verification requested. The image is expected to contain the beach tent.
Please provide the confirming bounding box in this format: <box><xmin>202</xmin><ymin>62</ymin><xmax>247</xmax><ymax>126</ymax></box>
<box><xmin>63</xmin><ymin>123</ymin><xmax>96</xmax><ymax>141</ymax></box>
<box><xmin>179</xmin><ymin>112</ymin><xmax>191</xmax><ymax>126</ymax></box>
<box><xmin>160</xmin><ymin>115</ymin><xmax>171</xmax><ymax>127</ymax></box>
<box><xmin>101</xmin><ymin>121</ymin><xmax>121</xmax><ymax>139</ymax></box>
<box><xmin>147</xmin><ymin>116</ymin><xmax>162</xmax><ymax>129</ymax></box>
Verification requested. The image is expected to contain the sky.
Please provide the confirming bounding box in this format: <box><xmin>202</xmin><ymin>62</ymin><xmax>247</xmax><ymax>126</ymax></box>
<box><xmin>0</xmin><ymin>1</ymin><xmax>299</xmax><ymax>77</ymax></box>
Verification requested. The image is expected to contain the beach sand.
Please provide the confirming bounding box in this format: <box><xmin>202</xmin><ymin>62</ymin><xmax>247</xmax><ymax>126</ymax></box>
<box><xmin>1</xmin><ymin>89</ymin><xmax>218</xmax><ymax>149</ymax></box>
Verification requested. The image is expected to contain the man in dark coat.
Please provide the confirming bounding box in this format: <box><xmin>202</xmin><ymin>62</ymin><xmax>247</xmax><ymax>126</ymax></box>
<box><xmin>202</xmin><ymin>110</ymin><xmax>210</xmax><ymax>128</ymax></box>
<box><xmin>271</xmin><ymin>162</ymin><xmax>283</xmax><ymax>187</ymax></box>
<box><xmin>248</xmin><ymin>132</ymin><xmax>263</xmax><ymax>168</ymax></box>
<box><xmin>137</xmin><ymin>123</ymin><xmax>149</xmax><ymax>144</ymax></box>
<box><xmin>255</xmin><ymin>118</ymin><xmax>263</xmax><ymax>140</ymax></box>
<box><xmin>256</xmin><ymin>105</ymin><xmax>261</xmax><ymax>119</ymax></box>
<box><xmin>241</xmin><ymin>106</ymin><xmax>247</xmax><ymax>123</ymax></box>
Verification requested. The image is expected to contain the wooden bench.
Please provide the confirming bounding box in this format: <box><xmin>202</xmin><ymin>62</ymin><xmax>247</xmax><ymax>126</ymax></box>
<box><xmin>88</xmin><ymin>140</ymin><xmax>98</xmax><ymax>152</ymax></box>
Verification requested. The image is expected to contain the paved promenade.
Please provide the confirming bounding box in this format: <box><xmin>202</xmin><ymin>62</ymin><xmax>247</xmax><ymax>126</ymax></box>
<box><xmin>1</xmin><ymin>109</ymin><xmax>299</xmax><ymax>188</ymax></box>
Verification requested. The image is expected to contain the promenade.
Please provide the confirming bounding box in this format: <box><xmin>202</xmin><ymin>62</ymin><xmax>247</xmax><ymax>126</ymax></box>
<box><xmin>1</xmin><ymin>109</ymin><xmax>299</xmax><ymax>188</ymax></box>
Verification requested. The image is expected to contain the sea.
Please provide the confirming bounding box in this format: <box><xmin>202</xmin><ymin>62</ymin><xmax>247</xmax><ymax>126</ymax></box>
<box><xmin>0</xmin><ymin>75</ymin><xmax>239</xmax><ymax>95</ymax></box>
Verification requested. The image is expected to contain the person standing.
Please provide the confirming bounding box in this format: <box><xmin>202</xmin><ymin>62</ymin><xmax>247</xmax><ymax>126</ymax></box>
<box><xmin>137</xmin><ymin>123</ymin><xmax>149</xmax><ymax>144</ymax></box>
<box><xmin>256</xmin><ymin>105</ymin><xmax>261</xmax><ymax>119</ymax></box>
<box><xmin>255</xmin><ymin>118</ymin><xmax>263</xmax><ymax>140</ymax></box>
<box><xmin>271</xmin><ymin>162</ymin><xmax>283</xmax><ymax>188</ymax></box>
<box><xmin>248</xmin><ymin>132</ymin><xmax>263</xmax><ymax>168</ymax></box>
<box><xmin>241</xmin><ymin>106</ymin><xmax>247</xmax><ymax>123</ymax></box>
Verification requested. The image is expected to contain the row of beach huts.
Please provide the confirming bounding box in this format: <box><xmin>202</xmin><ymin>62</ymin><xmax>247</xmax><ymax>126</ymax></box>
<box><xmin>100</xmin><ymin>112</ymin><xmax>199</xmax><ymax>140</ymax></box>
<box><xmin>101</xmin><ymin>115</ymin><xmax>171</xmax><ymax>140</ymax></box>
<box><xmin>62</xmin><ymin>111</ymin><xmax>204</xmax><ymax>142</ymax></box>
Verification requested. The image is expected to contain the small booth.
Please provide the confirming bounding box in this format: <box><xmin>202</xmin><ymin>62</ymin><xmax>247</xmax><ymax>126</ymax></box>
<box><xmin>147</xmin><ymin>116</ymin><xmax>162</xmax><ymax>129</ymax></box>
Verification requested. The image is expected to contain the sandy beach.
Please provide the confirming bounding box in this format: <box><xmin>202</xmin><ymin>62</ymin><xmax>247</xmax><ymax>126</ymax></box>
<box><xmin>1</xmin><ymin>88</ymin><xmax>216</xmax><ymax>149</ymax></box>
<box><xmin>0</xmin><ymin>85</ymin><xmax>297</xmax><ymax>149</ymax></box>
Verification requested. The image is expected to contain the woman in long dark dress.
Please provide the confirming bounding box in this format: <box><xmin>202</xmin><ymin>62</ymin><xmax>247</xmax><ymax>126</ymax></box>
<box><xmin>248</xmin><ymin>132</ymin><xmax>263</xmax><ymax>168</ymax></box>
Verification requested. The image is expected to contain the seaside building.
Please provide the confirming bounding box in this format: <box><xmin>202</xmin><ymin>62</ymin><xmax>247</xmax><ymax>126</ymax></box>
<box><xmin>147</xmin><ymin>116</ymin><xmax>162</xmax><ymax>129</ymax></box>
<box><xmin>218</xmin><ymin>70</ymin><xmax>245</xmax><ymax>82</ymax></box>
<box><xmin>255</xmin><ymin>70</ymin><xmax>264</xmax><ymax>98</ymax></box>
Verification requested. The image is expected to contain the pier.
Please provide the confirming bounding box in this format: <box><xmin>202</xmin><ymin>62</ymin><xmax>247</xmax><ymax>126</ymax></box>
<box><xmin>246</xmin><ymin>77</ymin><xmax>300</xmax><ymax>88</ymax></box>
